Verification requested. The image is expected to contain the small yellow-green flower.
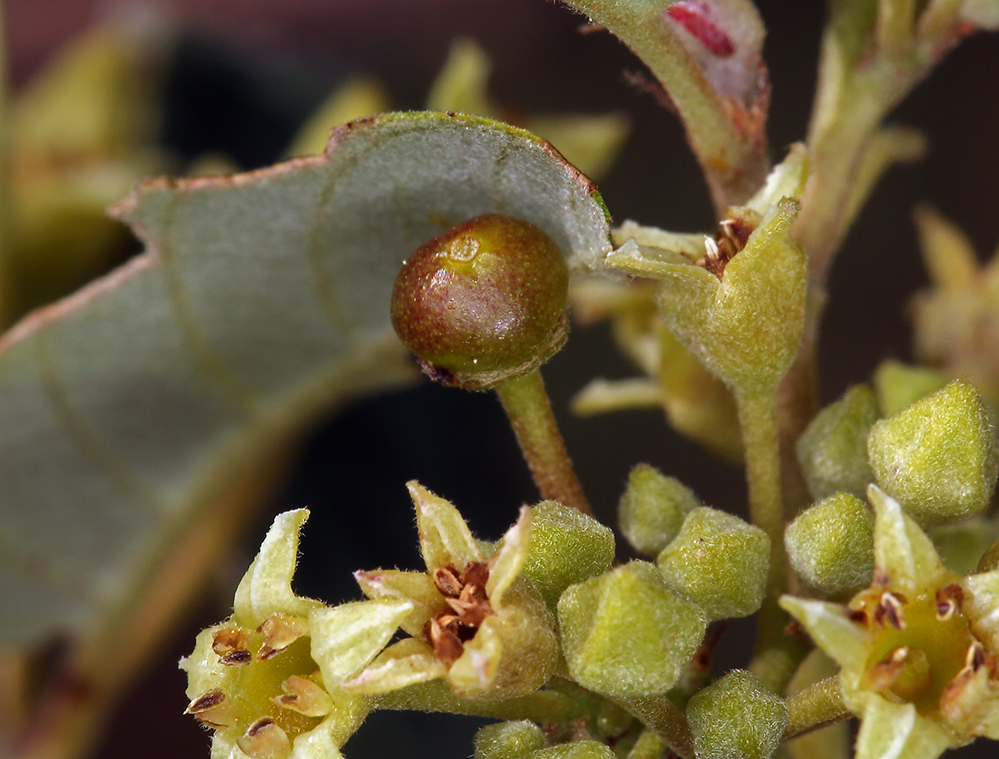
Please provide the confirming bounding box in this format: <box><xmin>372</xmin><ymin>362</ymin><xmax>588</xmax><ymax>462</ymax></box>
<box><xmin>606</xmin><ymin>145</ymin><xmax>808</xmax><ymax>394</ymax></box>
<box><xmin>348</xmin><ymin>481</ymin><xmax>558</xmax><ymax>699</ymax></box>
<box><xmin>181</xmin><ymin>509</ymin><xmax>412</xmax><ymax>759</ymax></box>
<box><xmin>781</xmin><ymin>486</ymin><xmax>999</xmax><ymax>759</ymax></box>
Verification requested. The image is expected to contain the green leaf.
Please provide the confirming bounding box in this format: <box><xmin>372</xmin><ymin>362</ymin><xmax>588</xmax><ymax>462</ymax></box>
<box><xmin>0</xmin><ymin>111</ymin><xmax>613</xmax><ymax>738</ymax></box>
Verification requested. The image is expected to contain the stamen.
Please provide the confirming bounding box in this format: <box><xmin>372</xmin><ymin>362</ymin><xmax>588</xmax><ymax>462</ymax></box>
<box><xmin>427</xmin><ymin>616</ymin><xmax>465</xmax><ymax>666</ymax></box>
<box><xmin>221</xmin><ymin>649</ymin><xmax>253</xmax><ymax>666</ymax></box>
<box><xmin>185</xmin><ymin>689</ymin><xmax>225</xmax><ymax>714</ymax></box>
<box><xmin>461</xmin><ymin>562</ymin><xmax>490</xmax><ymax>588</ymax></box>
<box><xmin>867</xmin><ymin>646</ymin><xmax>908</xmax><ymax>690</ymax></box>
<box><xmin>966</xmin><ymin>641</ymin><xmax>995</xmax><ymax>674</ymax></box>
<box><xmin>873</xmin><ymin>591</ymin><xmax>906</xmax><ymax>630</ymax></box>
<box><xmin>273</xmin><ymin>675</ymin><xmax>334</xmax><ymax>717</ymax></box>
<box><xmin>432</xmin><ymin>566</ymin><xmax>463</xmax><ymax>598</ymax></box>
<box><xmin>212</xmin><ymin>627</ymin><xmax>252</xmax><ymax>665</ymax></box>
<box><xmin>185</xmin><ymin>689</ymin><xmax>236</xmax><ymax>729</ymax></box>
<box><xmin>236</xmin><ymin>717</ymin><xmax>291</xmax><ymax>759</ymax></box>
<box><xmin>936</xmin><ymin>584</ymin><xmax>964</xmax><ymax>620</ymax></box>
<box><xmin>446</xmin><ymin>583</ymin><xmax>493</xmax><ymax>627</ymax></box>
<box><xmin>847</xmin><ymin>608</ymin><xmax>868</xmax><ymax>625</ymax></box>
<box><xmin>257</xmin><ymin>615</ymin><xmax>307</xmax><ymax>660</ymax></box>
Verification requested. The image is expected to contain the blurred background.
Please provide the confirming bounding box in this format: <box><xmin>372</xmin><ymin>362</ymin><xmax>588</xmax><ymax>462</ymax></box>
<box><xmin>5</xmin><ymin>0</ymin><xmax>999</xmax><ymax>756</ymax></box>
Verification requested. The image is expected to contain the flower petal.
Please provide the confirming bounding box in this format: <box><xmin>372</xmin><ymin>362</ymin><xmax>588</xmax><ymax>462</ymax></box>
<box><xmin>448</xmin><ymin>614</ymin><xmax>502</xmax><ymax>695</ymax></box>
<box><xmin>354</xmin><ymin>569</ymin><xmax>447</xmax><ymax>636</ymax></box>
<box><xmin>486</xmin><ymin>506</ymin><xmax>531</xmax><ymax>607</ymax></box>
<box><xmin>344</xmin><ymin>638</ymin><xmax>446</xmax><ymax>695</ymax></box>
<box><xmin>868</xmin><ymin>486</ymin><xmax>946</xmax><ymax>594</ymax></box>
<box><xmin>854</xmin><ymin>696</ymin><xmax>953</xmax><ymax>759</ymax></box>
<box><xmin>309</xmin><ymin>598</ymin><xmax>413</xmax><ymax>686</ymax></box>
<box><xmin>409</xmin><ymin>481</ymin><xmax>483</xmax><ymax>571</ymax></box>
<box><xmin>233</xmin><ymin>509</ymin><xmax>319</xmax><ymax>628</ymax></box>
<box><xmin>779</xmin><ymin>596</ymin><xmax>871</xmax><ymax>673</ymax></box>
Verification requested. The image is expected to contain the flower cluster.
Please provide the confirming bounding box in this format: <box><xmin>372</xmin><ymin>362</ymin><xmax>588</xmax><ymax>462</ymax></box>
<box><xmin>181</xmin><ymin>484</ymin><xmax>563</xmax><ymax>757</ymax></box>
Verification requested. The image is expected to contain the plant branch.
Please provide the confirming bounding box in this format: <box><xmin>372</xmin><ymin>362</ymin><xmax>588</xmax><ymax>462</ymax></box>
<box><xmin>375</xmin><ymin>680</ymin><xmax>591</xmax><ymax>723</ymax></box>
<box><xmin>618</xmin><ymin>694</ymin><xmax>696</xmax><ymax>759</ymax></box>
<box><xmin>736</xmin><ymin>387</ymin><xmax>805</xmax><ymax>692</ymax></box>
<box><xmin>782</xmin><ymin>676</ymin><xmax>850</xmax><ymax>741</ymax></box>
<box><xmin>495</xmin><ymin>368</ymin><xmax>593</xmax><ymax>516</ymax></box>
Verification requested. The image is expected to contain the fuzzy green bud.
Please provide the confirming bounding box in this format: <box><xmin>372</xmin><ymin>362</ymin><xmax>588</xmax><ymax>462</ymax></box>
<box><xmin>784</xmin><ymin>493</ymin><xmax>874</xmax><ymax>596</ymax></box>
<box><xmin>618</xmin><ymin>463</ymin><xmax>699</xmax><ymax>557</ymax></box>
<box><xmin>558</xmin><ymin>561</ymin><xmax>706</xmax><ymax>698</ymax></box>
<box><xmin>474</xmin><ymin>721</ymin><xmax>548</xmax><ymax>759</ymax></box>
<box><xmin>522</xmin><ymin>500</ymin><xmax>615</xmax><ymax>610</ymax></box>
<box><xmin>686</xmin><ymin>670</ymin><xmax>788</xmax><ymax>759</ymax></box>
<box><xmin>796</xmin><ymin>385</ymin><xmax>878</xmax><ymax>501</ymax></box>
<box><xmin>656</xmin><ymin>507</ymin><xmax>769</xmax><ymax>621</ymax></box>
<box><xmin>867</xmin><ymin>380</ymin><xmax>999</xmax><ymax>526</ymax></box>
<box><xmin>391</xmin><ymin>213</ymin><xmax>569</xmax><ymax>390</ymax></box>
<box><xmin>873</xmin><ymin>360</ymin><xmax>950</xmax><ymax>418</ymax></box>
<box><xmin>527</xmin><ymin>743</ymin><xmax>616</xmax><ymax>759</ymax></box>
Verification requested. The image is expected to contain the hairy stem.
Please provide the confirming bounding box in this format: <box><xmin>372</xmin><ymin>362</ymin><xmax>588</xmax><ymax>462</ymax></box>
<box><xmin>618</xmin><ymin>695</ymin><xmax>695</xmax><ymax>759</ymax></box>
<box><xmin>782</xmin><ymin>676</ymin><xmax>849</xmax><ymax>741</ymax></box>
<box><xmin>375</xmin><ymin>680</ymin><xmax>591</xmax><ymax>723</ymax></box>
<box><xmin>737</xmin><ymin>387</ymin><xmax>798</xmax><ymax>689</ymax></box>
<box><xmin>495</xmin><ymin>368</ymin><xmax>592</xmax><ymax>516</ymax></box>
<box><xmin>736</xmin><ymin>388</ymin><xmax>785</xmax><ymax>583</ymax></box>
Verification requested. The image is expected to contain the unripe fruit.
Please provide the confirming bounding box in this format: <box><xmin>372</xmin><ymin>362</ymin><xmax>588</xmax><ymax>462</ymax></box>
<box><xmin>391</xmin><ymin>214</ymin><xmax>570</xmax><ymax>390</ymax></box>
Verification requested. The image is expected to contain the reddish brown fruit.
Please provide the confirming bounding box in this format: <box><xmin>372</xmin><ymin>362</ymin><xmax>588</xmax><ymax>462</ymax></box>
<box><xmin>391</xmin><ymin>213</ymin><xmax>570</xmax><ymax>390</ymax></box>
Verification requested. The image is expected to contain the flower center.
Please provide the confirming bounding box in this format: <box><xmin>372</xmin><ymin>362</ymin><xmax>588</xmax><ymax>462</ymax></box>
<box><xmin>852</xmin><ymin>581</ymin><xmax>984</xmax><ymax>714</ymax></box>
<box><xmin>185</xmin><ymin>615</ymin><xmax>333</xmax><ymax>758</ymax></box>
<box><xmin>425</xmin><ymin>562</ymin><xmax>495</xmax><ymax>666</ymax></box>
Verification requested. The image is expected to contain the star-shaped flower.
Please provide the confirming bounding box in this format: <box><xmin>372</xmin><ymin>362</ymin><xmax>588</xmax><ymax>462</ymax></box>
<box><xmin>347</xmin><ymin>481</ymin><xmax>558</xmax><ymax>699</ymax></box>
<box><xmin>181</xmin><ymin>509</ymin><xmax>413</xmax><ymax>759</ymax></box>
<box><xmin>781</xmin><ymin>486</ymin><xmax>999</xmax><ymax>759</ymax></box>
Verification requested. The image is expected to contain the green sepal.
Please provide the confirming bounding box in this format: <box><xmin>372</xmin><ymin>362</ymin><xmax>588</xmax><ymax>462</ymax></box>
<box><xmin>867</xmin><ymin>485</ymin><xmax>947</xmax><ymax>595</ymax></box>
<box><xmin>232</xmin><ymin>509</ymin><xmax>323</xmax><ymax>629</ymax></box>
<box><xmin>867</xmin><ymin>380</ymin><xmax>999</xmax><ymax>526</ymax></box>
<box><xmin>353</xmin><ymin>569</ymin><xmax>447</xmax><ymax>637</ymax></box>
<box><xmin>686</xmin><ymin>670</ymin><xmax>788</xmax><ymax>759</ymax></box>
<box><xmin>557</xmin><ymin>561</ymin><xmax>706</xmax><ymax>698</ymax></box>
<box><xmin>657</xmin><ymin>507</ymin><xmax>769</xmax><ymax>621</ymax></box>
<box><xmin>796</xmin><ymin>385</ymin><xmax>879</xmax><ymax>501</ymax></box>
<box><xmin>474</xmin><ymin>721</ymin><xmax>548</xmax><ymax>759</ymax></box>
<box><xmin>618</xmin><ymin>463</ymin><xmax>699</xmax><ymax>557</ymax></box>
<box><xmin>410</xmin><ymin>480</ymin><xmax>484</xmax><ymax>570</ymax></box>
<box><xmin>308</xmin><ymin>598</ymin><xmax>413</xmax><ymax>686</ymax></box>
<box><xmin>785</xmin><ymin>493</ymin><xmax>874</xmax><ymax>597</ymax></box>
<box><xmin>522</xmin><ymin>500</ymin><xmax>615</xmax><ymax>610</ymax></box>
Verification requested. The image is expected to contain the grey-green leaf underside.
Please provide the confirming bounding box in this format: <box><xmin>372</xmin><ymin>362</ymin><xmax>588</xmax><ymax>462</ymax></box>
<box><xmin>0</xmin><ymin>111</ymin><xmax>613</xmax><ymax>661</ymax></box>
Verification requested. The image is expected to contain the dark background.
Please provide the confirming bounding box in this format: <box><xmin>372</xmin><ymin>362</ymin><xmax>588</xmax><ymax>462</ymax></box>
<box><xmin>7</xmin><ymin>0</ymin><xmax>999</xmax><ymax>756</ymax></box>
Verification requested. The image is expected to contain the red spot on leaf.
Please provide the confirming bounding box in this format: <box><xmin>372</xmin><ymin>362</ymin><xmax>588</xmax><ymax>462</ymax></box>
<box><xmin>666</xmin><ymin>2</ymin><xmax>735</xmax><ymax>58</ymax></box>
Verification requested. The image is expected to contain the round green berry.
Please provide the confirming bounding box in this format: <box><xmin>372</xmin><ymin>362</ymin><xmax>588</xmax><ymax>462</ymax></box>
<box><xmin>390</xmin><ymin>213</ymin><xmax>570</xmax><ymax>390</ymax></box>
